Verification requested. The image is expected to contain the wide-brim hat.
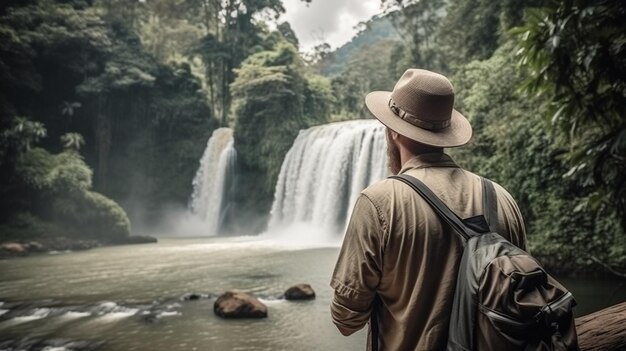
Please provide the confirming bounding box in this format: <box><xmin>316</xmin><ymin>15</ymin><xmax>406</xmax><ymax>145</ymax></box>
<box><xmin>365</xmin><ymin>69</ymin><xmax>472</xmax><ymax>148</ymax></box>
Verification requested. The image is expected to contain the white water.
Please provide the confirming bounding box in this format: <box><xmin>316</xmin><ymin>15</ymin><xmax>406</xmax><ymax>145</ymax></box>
<box><xmin>269</xmin><ymin>119</ymin><xmax>388</xmax><ymax>235</ymax></box>
<box><xmin>188</xmin><ymin>128</ymin><xmax>237</xmax><ymax>235</ymax></box>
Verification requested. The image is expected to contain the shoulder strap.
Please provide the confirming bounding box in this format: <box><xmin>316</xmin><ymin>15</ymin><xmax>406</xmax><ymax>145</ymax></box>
<box><xmin>481</xmin><ymin>177</ymin><xmax>498</xmax><ymax>233</ymax></box>
<box><xmin>390</xmin><ymin>174</ymin><xmax>478</xmax><ymax>241</ymax></box>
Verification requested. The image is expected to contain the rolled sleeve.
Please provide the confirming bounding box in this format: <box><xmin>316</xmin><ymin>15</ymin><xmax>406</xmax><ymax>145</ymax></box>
<box><xmin>330</xmin><ymin>194</ymin><xmax>386</xmax><ymax>335</ymax></box>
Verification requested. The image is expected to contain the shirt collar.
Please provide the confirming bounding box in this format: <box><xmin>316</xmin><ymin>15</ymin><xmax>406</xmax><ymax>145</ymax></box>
<box><xmin>399</xmin><ymin>153</ymin><xmax>459</xmax><ymax>174</ymax></box>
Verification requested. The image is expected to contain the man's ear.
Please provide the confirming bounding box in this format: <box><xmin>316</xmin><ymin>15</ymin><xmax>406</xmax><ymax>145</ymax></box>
<box><xmin>390</xmin><ymin>130</ymin><xmax>399</xmax><ymax>140</ymax></box>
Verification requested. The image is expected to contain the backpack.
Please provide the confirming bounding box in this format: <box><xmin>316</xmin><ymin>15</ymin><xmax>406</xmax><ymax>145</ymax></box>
<box><xmin>391</xmin><ymin>174</ymin><xmax>579</xmax><ymax>351</ymax></box>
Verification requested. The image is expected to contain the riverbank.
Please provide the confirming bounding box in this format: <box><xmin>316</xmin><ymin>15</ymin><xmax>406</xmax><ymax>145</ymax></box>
<box><xmin>0</xmin><ymin>235</ymin><xmax>157</xmax><ymax>259</ymax></box>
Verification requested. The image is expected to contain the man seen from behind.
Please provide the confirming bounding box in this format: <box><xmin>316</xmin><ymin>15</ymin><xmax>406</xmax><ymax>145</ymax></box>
<box><xmin>330</xmin><ymin>69</ymin><xmax>527</xmax><ymax>350</ymax></box>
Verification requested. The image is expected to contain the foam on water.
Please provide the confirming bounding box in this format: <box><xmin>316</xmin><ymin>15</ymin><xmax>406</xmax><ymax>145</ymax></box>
<box><xmin>258</xmin><ymin>298</ymin><xmax>286</xmax><ymax>305</ymax></box>
<box><xmin>3</xmin><ymin>308</ymin><xmax>51</xmax><ymax>326</ymax></box>
<box><xmin>60</xmin><ymin>311</ymin><xmax>91</xmax><ymax>319</ymax></box>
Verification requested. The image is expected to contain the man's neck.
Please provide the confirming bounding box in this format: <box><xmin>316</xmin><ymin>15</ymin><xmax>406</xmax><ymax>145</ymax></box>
<box><xmin>399</xmin><ymin>147</ymin><xmax>444</xmax><ymax>167</ymax></box>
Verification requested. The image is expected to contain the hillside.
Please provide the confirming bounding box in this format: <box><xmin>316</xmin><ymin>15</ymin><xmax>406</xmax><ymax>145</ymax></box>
<box><xmin>319</xmin><ymin>14</ymin><xmax>401</xmax><ymax>77</ymax></box>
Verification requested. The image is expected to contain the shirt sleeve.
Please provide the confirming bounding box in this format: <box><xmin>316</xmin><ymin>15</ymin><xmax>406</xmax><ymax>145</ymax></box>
<box><xmin>330</xmin><ymin>193</ymin><xmax>385</xmax><ymax>335</ymax></box>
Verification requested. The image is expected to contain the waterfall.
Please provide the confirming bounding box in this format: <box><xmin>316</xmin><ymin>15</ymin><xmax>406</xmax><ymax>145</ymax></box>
<box><xmin>189</xmin><ymin>128</ymin><xmax>237</xmax><ymax>235</ymax></box>
<box><xmin>268</xmin><ymin>120</ymin><xmax>388</xmax><ymax>235</ymax></box>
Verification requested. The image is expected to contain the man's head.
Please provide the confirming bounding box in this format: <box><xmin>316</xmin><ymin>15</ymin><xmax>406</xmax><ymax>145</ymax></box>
<box><xmin>366</xmin><ymin>69</ymin><xmax>472</xmax><ymax>152</ymax></box>
<box><xmin>385</xmin><ymin>127</ymin><xmax>444</xmax><ymax>174</ymax></box>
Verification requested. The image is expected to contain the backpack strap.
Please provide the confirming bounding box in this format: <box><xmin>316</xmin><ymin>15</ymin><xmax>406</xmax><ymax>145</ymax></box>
<box><xmin>390</xmin><ymin>174</ymin><xmax>480</xmax><ymax>241</ymax></box>
<box><xmin>481</xmin><ymin>178</ymin><xmax>498</xmax><ymax>233</ymax></box>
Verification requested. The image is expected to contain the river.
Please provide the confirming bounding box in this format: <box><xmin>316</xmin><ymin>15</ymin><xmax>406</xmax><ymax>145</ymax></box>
<box><xmin>0</xmin><ymin>237</ymin><xmax>624</xmax><ymax>350</ymax></box>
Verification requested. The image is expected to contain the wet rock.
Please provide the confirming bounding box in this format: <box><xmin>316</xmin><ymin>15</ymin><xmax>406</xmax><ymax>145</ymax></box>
<box><xmin>68</xmin><ymin>240</ymin><xmax>97</xmax><ymax>251</ymax></box>
<box><xmin>25</xmin><ymin>241</ymin><xmax>45</xmax><ymax>252</ymax></box>
<box><xmin>125</xmin><ymin>235</ymin><xmax>158</xmax><ymax>244</ymax></box>
<box><xmin>180</xmin><ymin>292</ymin><xmax>210</xmax><ymax>301</ymax></box>
<box><xmin>0</xmin><ymin>242</ymin><xmax>26</xmax><ymax>255</ymax></box>
<box><xmin>214</xmin><ymin>291</ymin><xmax>267</xmax><ymax>319</ymax></box>
<box><xmin>48</xmin><ymin>237</ymin><xmax>99</xmax><ymax>251</ymax></box>
<box><xmin>284</xmin><ymin>284</ymin><xmax>316</xmax><ymax>300</ymax></box>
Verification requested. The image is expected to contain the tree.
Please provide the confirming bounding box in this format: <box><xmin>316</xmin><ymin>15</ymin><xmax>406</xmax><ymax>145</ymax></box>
<box><xmin>380</xmin><ymin>0</ymin><xmax>445</xmax><ymax>68</ymax></box>
<box><xmin>0</xmin><ymin>0</ymin><xmax>217</xmax><ymax>227</ymax></box>
<box><xmin>188</xmin><ymin>0</ymin><xmax>286</xmax><ymax>125</ymax></box>
<box><xmin>452</xmin><ymin>42</ymin><xmax>625</xmax><ymax>273</ymax></box>
<box><xmin>330</xmin><ymin>40</ymin><xmax>398</xmax><ymax>120</ymax></box>
<box><xmin>60</xmin><ymin>132</ymin><xmax>85</xmax><ymax>151</ymax></box>
<box><xmin>0</xmin><ymin>117</ymin><xmax>46</xmax><ymax>160</ymax></box>
<box><xmin>514</xmin><ymin>0</ymin><xmax>626</xmax><ymax>228</ymax></box>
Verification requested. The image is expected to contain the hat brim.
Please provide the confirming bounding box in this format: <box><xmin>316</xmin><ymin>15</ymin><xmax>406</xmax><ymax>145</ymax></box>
<box><xmin>365</xmin><ymin>91</ymin><xmax>472</xmax><ymax>148</ymax></box>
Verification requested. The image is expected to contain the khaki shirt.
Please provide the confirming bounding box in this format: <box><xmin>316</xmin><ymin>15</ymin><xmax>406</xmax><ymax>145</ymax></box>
<box><xmin>330</xmin><ymin>153</ymin><xmax>527</xmax><ymax>350</ymax></box>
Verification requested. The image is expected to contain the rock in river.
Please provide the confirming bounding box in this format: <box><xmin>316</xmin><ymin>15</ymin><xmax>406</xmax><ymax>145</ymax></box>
<box><xmin>284</xmin><ymin>284</ymin><xmax>316</xmax><ymax>300</ymax></box>
<box><xmin>0</xmin><ymin>242</ymin><xmax>26</xmax><ymax>255</ymax></box>
<box><xmin>214</xmin><ymin>291</ymin><xmax>267</xmax><ymax>319</ymax></box>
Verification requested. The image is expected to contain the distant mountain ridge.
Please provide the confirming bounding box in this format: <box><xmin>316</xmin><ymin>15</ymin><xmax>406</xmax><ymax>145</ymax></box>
<box><xmin>319</xmin><ymin>14</ymin><xmax>401</xmax><ymax>77</ymax></box>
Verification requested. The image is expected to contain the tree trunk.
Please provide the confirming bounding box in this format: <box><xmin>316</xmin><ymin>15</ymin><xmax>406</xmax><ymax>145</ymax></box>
<box><xmin>208</xmin><ymin>61</ymin><xmax>215</xmax><ymax>119</ymax></box>
<box><xmin>576</xmin><ymin>302</ymin><xmax>626</xmax><ymax>351</ymax></box>
<box><xmin>95</xmin><ymin>97</ymin><xmax>111</xmax><ymax>193</ymax></box>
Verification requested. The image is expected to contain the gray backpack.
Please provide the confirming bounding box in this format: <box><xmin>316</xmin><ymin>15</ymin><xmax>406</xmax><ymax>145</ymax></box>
<box><xmin>391</xmin><ymin>174</ymin><xmax>579</xmax><ymax>351</ymax></box>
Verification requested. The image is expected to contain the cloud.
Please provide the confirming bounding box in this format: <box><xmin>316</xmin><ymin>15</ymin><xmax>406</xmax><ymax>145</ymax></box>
<box><xmin>280</xmin><ymin>0</ymin><xmax>381</xmax><ymax>52</ymax></box>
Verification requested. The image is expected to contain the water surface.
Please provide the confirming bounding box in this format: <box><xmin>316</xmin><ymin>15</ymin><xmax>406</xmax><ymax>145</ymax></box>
<box><xmin>0</xmin><ymin>237</ymin><xmax>623</xmax><ymax>350</ymax></box>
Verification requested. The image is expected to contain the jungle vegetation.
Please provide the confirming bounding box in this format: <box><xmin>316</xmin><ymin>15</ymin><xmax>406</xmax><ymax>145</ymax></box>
<box><xmin>0</xmin><ymin>0</ymin><xmax>624</xmax><ymax>274</ymax></box>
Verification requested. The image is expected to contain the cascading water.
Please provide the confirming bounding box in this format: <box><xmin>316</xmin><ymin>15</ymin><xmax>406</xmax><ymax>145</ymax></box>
<box><xmin>189</xmin><ymin>128</ymin><xmax>236</xmax><ymax>235</ymax></box>
<box><xmin>268</xmin><ymin>119</ymin><xmax>387</xmax><ymax>235</ymax></box>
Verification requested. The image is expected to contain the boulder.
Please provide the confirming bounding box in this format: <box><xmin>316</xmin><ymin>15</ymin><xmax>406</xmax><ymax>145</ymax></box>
<box><xmin>1</xmin><ymin>242</ymin><xmax>26</xmax><ymax>255</ymax></box>
<box><xmin>214</xmin><ymin>291</ymin><xmax>267</xmax><ymax>318</ymax></box>
<box><xmin>284</xmin><ymin>284</ymin><xmax>316</xmax><ymax>300</ymax></box>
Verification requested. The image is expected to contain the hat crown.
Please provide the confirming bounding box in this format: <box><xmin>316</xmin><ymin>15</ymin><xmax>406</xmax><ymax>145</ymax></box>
<box><xmin>390</xmin><ymin>69</ymin><xmax>455</xmax><ymax>126</ymax></box>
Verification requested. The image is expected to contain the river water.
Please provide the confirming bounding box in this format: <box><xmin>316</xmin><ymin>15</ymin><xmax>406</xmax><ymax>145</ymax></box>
<box><xmin>0</xmin><ymin>237</ymin><xmax>625</xmax><ymax>351</ymax></box>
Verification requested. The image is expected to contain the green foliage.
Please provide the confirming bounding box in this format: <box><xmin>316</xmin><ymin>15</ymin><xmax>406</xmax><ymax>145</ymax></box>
<box><xmin>16</xmin><ymin>148</ymin><xmax>130</xmax><ymax>241</ymax></box>
<box><xmin>303</xmin><ymin>74</ymin><xmax>333</xmax><ymax>125</ymax></box>
<box><xmin>47</xmin><ymin>150</ymin><xmax>93</xmax><ymax>194</ymax></box>
<box><xmin>329</xmin><ymin>40</ymin><xmax>399</xmax><ymax>120</ymax></box>
<box><xmin>0</xmin><ymin>0</ymin><xmax>622</xmax><ymax>276</ymax></box>
<box><xmin>513</xmin><ymin>0</ymin><xmax>626</xmax><ymax>228</ymax></box>
<box><xmin>10</xmin><ymin>146</ymin><xmax>131</xmax><ymax>241</ymax></box>
<box><xmin>60</xmin><ymin>132</ymin><xmax>85</xmax><ymax>151</ymax></box>
<box><xmin>277</xmin><ymin>22</ymin><xmax>299</xmax><ymax>48</ymax></box>
<box><xmin>434</xmin><ymin>0</ymin><xmax>504</xmax><ymax>70</ymax></box>
<box><xmin>381</xmin><ymin>0</ymin><xmax>445</xmax><ymax>68</ymax></box>
<box><xmin>53</xmin><ymin>190</ymin><xmax>131</xmax><ymax>242</ymax></box>
<box><xmin>0</xmin><ymin>116</ymin><xmax>46</xmax><ymax>164</ymax></box>
<box><xmin>14</xmin><ymin>147</ymin><xmax>56</xmax><ymax>191</ymax></box>
<box><xmin>0</xmin><ymin>212</ymin><xmax>70</xmax><ymax>241</ymax></box>
<box><xmin>231</xmin><ymin>38</ymin><xmax>332</xmax><ymax>230</ymax></box>
<box><xmin>0</xmin><ymin>0</ymin><xmax>217</xmax><ymax>228</ymax></box>
<box><xmin>452</xmin><ymin>43</ymin><xmax>625</xmax><ymax>272</ymax></box>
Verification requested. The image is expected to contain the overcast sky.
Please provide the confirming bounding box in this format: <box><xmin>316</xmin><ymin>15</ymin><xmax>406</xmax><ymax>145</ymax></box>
<box><xmin>280</xmin><ymin>0</ymin><xmax>382</xmax><ymax>52</ymax></box>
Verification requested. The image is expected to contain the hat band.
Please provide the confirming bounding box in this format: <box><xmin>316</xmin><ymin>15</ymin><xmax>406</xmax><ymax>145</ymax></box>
<box><xmin>388</xmin><ymin>99</ymin><xmax>451</xmax><ymax>131</ymax></box>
